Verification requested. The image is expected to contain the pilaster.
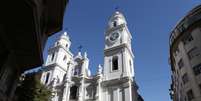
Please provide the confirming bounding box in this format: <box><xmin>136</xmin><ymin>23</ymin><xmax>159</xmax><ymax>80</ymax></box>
<box><xmin>78</xmin><ymin>78</ymin><xmax>84</xmax><ymax>101</ymax></box>
<box><xmin>62</xmin><ymin>62</ymin><xmax>73</xmax><ymax>101</ymax></box>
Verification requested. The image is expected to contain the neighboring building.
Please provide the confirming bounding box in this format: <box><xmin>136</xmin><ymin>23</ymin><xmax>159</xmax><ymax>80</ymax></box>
<box><xmin>40</xmin><ymin>11</ymin><xmax>143</xmax><ymax>101</ymax></box>
<box><xmin>169</xmin><ymin>5</ymin><xmax>201</xmax><ymax>101</ymax></box>
<box><xmin>0</xmin><ymin>0</ymin><xmax>68</xmax><ymax>101</ymax></box>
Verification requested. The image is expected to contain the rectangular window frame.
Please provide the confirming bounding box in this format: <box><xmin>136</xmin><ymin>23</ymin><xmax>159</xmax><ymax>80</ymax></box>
<box><xmin>45</xmin><ymin>72</ymin><xmax>50</xmax><ymax>84</ymax></box>
<box><xmin>183</xmin><ymin>34</ymin><xmax>194</xmax><ymax>45</ymax></box>
<box><xmin>193</xmin><ymin>63</ymin><xmax>201</xmax><ymax>76</ymax></box>
<box><xmin>199</xmin><ymin>84</ymin><xmax>201</xmax><ymax>94</ymax></box>
<box><xmin>178</xmin><ymin>59</ymin><xmax>184</xmax><ymax>69</ymax></box>
<box><xmin>182</xmin><ymin>73</ymin><xmax>189</xmax><ymax>84</ymax></box>
<box><xmin>187</xmin><ymin>89</ymin><xmax>194</xmax><ymax>101</ymax></box>
<box><xmin>51</xmin><ymin>53</ymin><xmax>55</xmax><ymax>61</ymax></box>
<box><xmin>188</xmin><ymin>47</ymin><xmax>200</xmax><ymax>60</ymax></box>
<box><xmin>111</xmin><ymin>56</ymin><xmax>119</xmax><ymax>72</ymax></box>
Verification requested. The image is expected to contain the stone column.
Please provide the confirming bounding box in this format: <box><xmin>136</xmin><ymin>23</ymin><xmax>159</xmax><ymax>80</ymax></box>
<box><xmin>62</xmin><ymin>62</ymin><xmax>72</xmax><ymax>101</ymax></box>
<box><xmin>62</xmin><ymin>82</ymin><xmax>68</xmax><ymax>101</ymax></box>
<box><xmin>78</xmin><ymin>78</ymin><xmax>84</xmax><ymax>101</ymax></box>
<box><xmin>96</xmin><ymin>64</ymin><xmax>102</xmax><ymax>101</ymax></box>
<box><xmin>122</xmin><ymin>80</ymin><xmax>133</xmax><ymax>101</ymax></box>
<box><xmin>96</xmin><ymin>76</ymin><xmax>102</xmax><ymax>101</ymax></box>
<box><xmin>66</xmin><ymin>83</ymin><xmax>71</xmax><ymax>101</ymax></box>
<box><xmin>51</xmin><ymin>78</ymin><xmax>57</xmax><ymax>101</ymax></box>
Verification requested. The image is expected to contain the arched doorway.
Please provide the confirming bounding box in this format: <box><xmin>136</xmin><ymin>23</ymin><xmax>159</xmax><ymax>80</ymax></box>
<box><xmin>70</xmin><ymin>85</ymin><xmax>78</xmax><ymax>100</ymax></box>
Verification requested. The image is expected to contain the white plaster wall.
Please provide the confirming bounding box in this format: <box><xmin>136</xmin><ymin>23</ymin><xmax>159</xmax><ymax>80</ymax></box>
<box><xmin>55</xmin><ymin>48</ymin><xmax>72</xmax><ymax>71</ymax></box>
<box><xmin>103</xmin><ymin>51</ymin><xmax>123</xmax><ymax>81</ymax></box>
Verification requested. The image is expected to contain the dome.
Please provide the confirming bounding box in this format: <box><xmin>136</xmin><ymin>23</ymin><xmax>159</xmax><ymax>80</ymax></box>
<box><xmin>54</xmin><ymin>31</ymin><xmax>71</xmax><ymax>49</ymax></box>
<box><xmin>59</xmin><ymin>31</ymin><xmax>69</xmax><ymax>40</ymax></box>
<box><xmin>108</xmin><ymin>11</ymin><xmax>127</xmax><ymax>29</ymax></box>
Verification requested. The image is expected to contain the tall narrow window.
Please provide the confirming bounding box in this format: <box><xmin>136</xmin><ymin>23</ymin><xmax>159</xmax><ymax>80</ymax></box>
<box><xmin>51</xmin><ymin>53</ymin><xmax>55</xmax><ymax>61</ymax></box>
<box><xmin>183</xmin><ymin>34</ymin><xmax>193</xmax><ymax>45</ymax></box>
<box><xmin>113</xmin><ymin>21</ymin><xmax>117</xmax><ymax>27</ymax></box>
<box><xmin>188</xmin><ymin>47</ymin><xmax>200</xmax><ymax>60</ymax></box>
<box><xmin>178</xmin><ymin>59</ymin><xmax>184</xmax><ymax>69</ymax></box>
<box><xmin>63</xmin><ymin>74</ymin><xmax>66</xmax><ymax>81</ymax></box>
<box><xmin>70</xmin><ymin>85</ymin><xmax>78</xmax><ymax>99</ymax></box>
<box><xmin>45</xmin><ymin>73</ymin><xmax>50</xmax><ymax>84</ymax></box>
<box><xmin>112</xmin><ymin>56</ymin><xmax>118</xmax><ymax>71</ymax></box>
<box><xmin>193</xmin><ymin>63</ymin><xmax>201</xmax><ymax>76</ymax></box>
<box><xmin>63</xmin><ymin>55</ymin><xmax>67</xmax><ymax>61</ymax></box>
<box><xmin>74</xmin><ymin>67</ymin><xmax>80</xmax><ymax>75</ymax></box>
<box><xmin>182</xmin><ymin>73</ymin><xmax>189</xmax><ymax>84</ymax></box>
<box><xmin>187</xmin><ymin>89</ymin><xmax>194</xmax><ymax>101</ymax></box>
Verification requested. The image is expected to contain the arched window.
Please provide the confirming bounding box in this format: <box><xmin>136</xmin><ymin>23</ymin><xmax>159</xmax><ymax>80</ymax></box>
<box><xmin>63</xmin><ymin>74</ymin><xmax>66</xmax><ymax>81</ymax></box>
<box><xmin>51</xmin><ymin>53</ymin><xmax>55</xmax><ymax>61</ymax></box>
<box><xmin>45</xmin><ymin>73</ymin><xmax>50</xmax><ymax>84</ymax></box>
<box><xmin>63</xmin><ymin>55</ymin><xmax>67</xmax><ymax>61</ymax></box>
<box><xmin>112</xmin><ymin>56</ymin><xmax>118</xmax><ymax>71</ymax></box>
<box><xmin>57</xmin><ymin>42</ymin><xmax>60</xmax><ymax>45</ymax></box>
<box><xmin>113</xmin><ymin>21</ymin><xmax>117</xmax><ymax>27</ymax></box>
<box><xmin>74</xmin><ymin>67</ymin><xmax>80</xmax><ymax>75</ymax></box>
<box><xmin>70</xmin><ymin>85</ymin><xmax>78</xmax><ymax>99</ymax></box>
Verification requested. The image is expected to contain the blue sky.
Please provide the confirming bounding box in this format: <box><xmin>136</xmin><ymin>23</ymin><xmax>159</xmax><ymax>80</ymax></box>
<box><xmin>43</xmin><ymin>1</ymin><xmax>201</xmax><ymax>101</ymax></box>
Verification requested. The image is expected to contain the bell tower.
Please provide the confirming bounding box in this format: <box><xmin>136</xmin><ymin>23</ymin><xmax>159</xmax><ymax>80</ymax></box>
<box><xmin>103</xmin><ymin>11</ymin><xmax>134</xmax><ymax>81</ymax></box>
<box><xmin>40</xmin><ymin>31</ymin><xmax>73</xmax><ymax>101</ymax></box>
<box><xmin>102</xmin><ymin>11</ymin><xmax>135</xmax><ymax>101</ymax></box>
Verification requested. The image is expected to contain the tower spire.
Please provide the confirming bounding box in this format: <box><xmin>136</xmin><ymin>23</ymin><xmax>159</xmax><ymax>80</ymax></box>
<box><xmin>78</xmin><ymin>45</ymin><xmax>83</xmax><ymax>52</ymax></box>
<box><xmin>107</xmin><ymin>8</ymin><xmax>127</xmax><ymax>29</ymax></box>
<box><xmin>75</xmin><ymin>45</ymin><xmax>83</xmax><ymax>57</ymax></box>
<box><xmin>54</xmin><ymin>29</ymin><xmax>71</xmax><ymax>49</ymax></box>
<box><xmin>97</xmin><ymin>64</ymin><xmax>103</xmax><ymax>75</ymax></box>
<box><xmin>115</xmin><ymin>5</ymin><xmax>120</xmax><ymax>11</ymax></box>
<box><xmin>64</xmin><ymin>27</ymin><xmax>68</xmax><ymax>31</ymax></box>
<box><xmin>63</xmin><ymin>27</ymin><xmax>69</xmax><ymax>37</ymax></box>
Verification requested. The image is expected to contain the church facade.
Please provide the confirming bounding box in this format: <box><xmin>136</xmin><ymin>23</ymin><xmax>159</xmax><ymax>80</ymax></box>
<box><xmin>40</xmin><ymin>11</ymin><xmax>143</xmax><ymax>101</ymax></box>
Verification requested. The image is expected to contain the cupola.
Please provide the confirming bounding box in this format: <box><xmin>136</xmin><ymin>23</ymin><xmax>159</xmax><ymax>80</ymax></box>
<box><xmin>108</xmin><ymin>11</ymin><xmax>127</xmax><ymax>29</ymax></box>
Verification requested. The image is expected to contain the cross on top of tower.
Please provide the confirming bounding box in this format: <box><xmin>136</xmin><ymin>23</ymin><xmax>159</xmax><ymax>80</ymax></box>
<box><xmin>115</xmin><ymin>6</ymin><xmax>120</xmax><ymax>11</ymax></box>
<box><xmin>64</xmin><ymin>27</ymin><xmax>68</xmax><ymax>31</ymax></box>
<box><xmin>78</xmin><ymin>45</ymin><xmax>83</xmax><ymax>52</ymax></box>
<box><xmin>63</xmin><ymin>27</ymin><xmax>68</xmax><ymax>35</ymax></box>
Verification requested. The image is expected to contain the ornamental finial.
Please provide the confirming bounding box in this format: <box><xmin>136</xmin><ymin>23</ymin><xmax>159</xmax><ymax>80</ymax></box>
<box><xmin>115</xmin><ymin>6</ymin><xmax>120</xmax><ymax>11</ymax></box>
<box><xmin>84</xmin><ymin>52</ymin><xmax>88</xmax><ymax>58</ymax></box>
<box><xmin>78</xmin><ymin>45</ymin><xmax>83</xmax><ymax>52</ymax></box>
<box><xmin>97</xmin><ymin>64</ymin><xmax>103</xmax><ymax>75</ymax></box>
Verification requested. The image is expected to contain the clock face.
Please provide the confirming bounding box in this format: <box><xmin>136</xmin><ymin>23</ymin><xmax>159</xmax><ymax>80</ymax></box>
<box><xmin>109</xmin><ymin>32</ymin><xmax>120</xmax><ymax>42</ymax></box>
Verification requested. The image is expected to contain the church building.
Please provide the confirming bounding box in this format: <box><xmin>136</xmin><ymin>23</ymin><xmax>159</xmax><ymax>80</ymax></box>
<box><xmin>40</xmin><ymin>11</ymin><xmax>143</xmax><ymax>101</ymax></box>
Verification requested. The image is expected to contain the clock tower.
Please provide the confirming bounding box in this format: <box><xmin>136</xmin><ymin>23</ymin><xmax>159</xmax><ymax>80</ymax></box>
<box><xmin>102</xmin><ymin>11</ymin><xmax>135</xmax><ymax>101</ymax></box>
<box><xmin>103</xmin><ymin>11</ymin><xmax>134</xmax><ymax>81</ymax></box>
